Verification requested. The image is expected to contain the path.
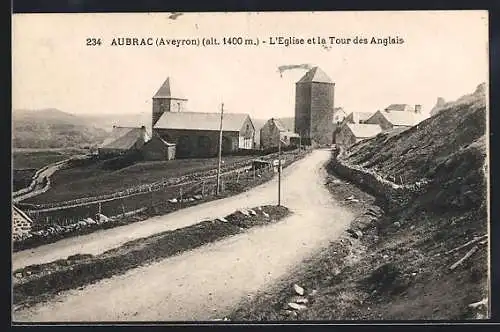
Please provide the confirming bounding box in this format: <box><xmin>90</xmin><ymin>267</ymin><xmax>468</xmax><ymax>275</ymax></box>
<box><xmin>13</xmin><ymin>149</ymin><xmax>355</xmax><ymax>322</ymax></box>
<box><xmin>13</xmin><ymin>155</ymin><xmax>88</xmax><ymax>203</ymax></box>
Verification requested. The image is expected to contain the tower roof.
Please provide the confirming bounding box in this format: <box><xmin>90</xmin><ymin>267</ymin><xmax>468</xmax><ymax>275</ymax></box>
<box><xmin>153</xmin><ymin>77</ymin><xmax>187</xmax><ymax>99</ymax></box>
<box><xmin>296</xmin><ymin>67</ymin><xmax>333</xmax><ymax>84</ymax></box>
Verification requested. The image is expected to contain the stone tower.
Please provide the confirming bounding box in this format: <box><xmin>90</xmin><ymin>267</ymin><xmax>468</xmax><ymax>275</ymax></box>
<box><xmin>152</xmin><ymin>77</ymin><xmax>188</xmax><ymax>127</ymax></box>
<box><xmin>294</xmin><ymin>67</ymin><xmax>335</xmax><ymax>146</ymax></box>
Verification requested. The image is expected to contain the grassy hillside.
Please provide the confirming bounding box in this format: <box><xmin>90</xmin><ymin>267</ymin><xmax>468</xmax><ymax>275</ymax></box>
<box><xmin>13</xmin><ymin>109</ymin><xmax>108</xmax><ymax>149</ymax></box>
<box><xmin>24</xmin><ymin>155</ymin><xmax>253</xmax><ymax>203</ymax></box>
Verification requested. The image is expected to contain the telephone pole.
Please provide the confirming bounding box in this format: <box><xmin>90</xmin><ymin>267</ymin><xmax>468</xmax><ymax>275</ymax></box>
<box><xmin>216</xmin><ymin>103</ymin><xmax>224</xmax><ymax>195</ymax></box>
<box><xmin>278</xmin><ymin>132</ymin><xmax>282</xmax><ymax>206</ymax></box>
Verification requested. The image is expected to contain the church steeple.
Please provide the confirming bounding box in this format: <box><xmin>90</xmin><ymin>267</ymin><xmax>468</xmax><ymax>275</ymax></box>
<box><xmin>152</xmin><ymin>77</ymin><xmax>188</xmax><ymax>127</ymax></box>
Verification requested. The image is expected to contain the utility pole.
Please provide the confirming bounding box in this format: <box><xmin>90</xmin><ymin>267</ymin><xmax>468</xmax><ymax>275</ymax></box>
<box><xmin>278</xmin><ymin>132</ymin><xmax>282</xmax><ymax>206</ymax></box>
<box><xmin>216</xmin><ymin>102</ymin><xmax>224</xmax><ymax>195</ymax></box>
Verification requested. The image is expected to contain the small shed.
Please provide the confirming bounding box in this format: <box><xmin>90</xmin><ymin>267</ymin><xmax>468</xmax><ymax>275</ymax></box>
<box><xmin>260</xmin><ymin>118</ymin><xmax>299</xmax><ymax>150</ymax></box>
<box><xmin>98</xmin><ymin>126</ymin><xmax>150</xmax><ymax>158</ymax></box>
<box><xmin>141</xmin><ymin>133</ymin><xmax>176</xmax><ymax>161</ymax></box>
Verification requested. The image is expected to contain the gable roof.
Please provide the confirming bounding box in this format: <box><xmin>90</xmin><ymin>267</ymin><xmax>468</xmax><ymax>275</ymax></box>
<box><xmin>384</xmin><ymin>104</ymin><xmax>412</xmax><ymax>112</ymax></box>
<box><xmin>99</xmin><ymin>126</ymin><xmax>149</xmax><ymax>150</ymax></box>
<box><xmin>148</xmin><ymin>131</ymin><xmax>176</xmax><ymax>146</ymax></box>
<box><xmin>346</xmin><ymin>123</ymin><xmax>382</xmax><ymax>138</ymax></box>
<box><xmin>334</xmin><ymin>107</ymin><xmax>347</xmax><ymax>116</ymax></box>
<box><xmin>377</xmin><ymin>110</ymin><xmax>425</xmax><ymax>127</ymax></box>
<box><xmin>154</xmin><ymin>112</ymin><xmax>252</xmax><ymax>132</ymax></box>
<box><xmin>297</xmin><ymin>67</ymin><xmax>333</xmax><ymax>84</ymax></box>
<box><xmin>345</xmin><ymin>112</ymin><xmax>374</xmax><ymax>123</ymax></box>
<box><xmin>153</xmin><ymin>77</ymin><xmax>187</xmax><ymax>100</ymax></box>
<box><xmin>269</xmin><ymin>118</ymin><xmax>286</xmax><ymax>131</ymax></box>
<box><xmin>13</xmin><ymin>205</ymin><xmax>33</xmax><ymax>224</ymax></box>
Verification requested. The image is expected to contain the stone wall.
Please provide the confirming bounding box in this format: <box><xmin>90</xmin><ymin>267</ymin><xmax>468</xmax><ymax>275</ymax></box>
<box><xmin>12</xmin><ymin>206</ymin><xmax>33</xmax><ymax>242</ymax></box>
<box><xmin>330</xmin><ymin>148</ymin><xmax>429</xmax><ymax>212</ymax></box>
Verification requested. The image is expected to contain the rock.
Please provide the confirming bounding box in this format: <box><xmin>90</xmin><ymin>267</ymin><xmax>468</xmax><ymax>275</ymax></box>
<box><xmin>293</xmin><ymin>284</ymin><xmax>304</xmax><ymax>295</ymax></box>
<box><xmin>248</xmin><ymin>209</ymin><xmax>257</xmax><ymax>216</ymax></box>
<box><xmin>382</xmin><ymin>254</ymin><xmax>389</xmax><ymax>259</ymax></box>
<box><xmin>292</xmin><ymin>296</ymin><xmax>309</xmax><ymax>304</ymax></box>
<box><xmin>193</xmin><ymin>194</ymin><xmax>203</xmax><ymax>200</ymax></box>
<box><xmin>239</xmin><ymin>209</ymin><xmax>250</xmax><ymax>217</ymax></box>
<box><xmin>14</xmin><ymin>272</ymin><xmax>22</xmax><ymax>278</ymax></box>
<box><xmin>345</xmin><ymin>195</ymin><xmax>355</xmax><ymax>201</ymax></box>
<box><xmin>168</xmin><ymin>198</ymin><xmax>178</xmax><ymax>203</ymax></box>
<box><xmin>85</xmin><ymin>218</ymin><xmax>96</xmax><ymax>225</ymax></box>
<box><xmin>393</xmin><ymin>221</ymin><xmax>401</xmax><ymax>227</ymax></box>
<box><xmin>188</xmin><ymin>198</ymin><xmax>195</xmax><ymax>202</ymax></box>
<box><xmin>288</xmin><ymin>302</ymin><xmax>307</xmax><ymax>310</ymax></box>
<box><xmin>309</xmin><ymin>289</ymin><xmax>318</xmax><ymax>296</ymax></box>
<box><xmin>262</xmin><ymin>212</ymin><xmax>270</xmax><ymax>219</ymax></box>
<box><xmin>257</xmin><ymin>206</ymin><xmax>262</xmax><ymax>211</ymax></box>
<box><xmin>283</xmin><ymin>310</ymin><xmax>298</xmax><ymax>318</ymax></box>
<box><xmin>217</xmin><ymin>217</ymin><xmax>228</xmax><ymax>223</ymax></box>
<box><xmin>410</xmin><ymin>225</ymin><xmax>415</xmax><ymax>230</ymax></box>
<box><xmin>347</xmin><ymin>229</ymin><xmax>363</xmax><ymax>239</ymax></box>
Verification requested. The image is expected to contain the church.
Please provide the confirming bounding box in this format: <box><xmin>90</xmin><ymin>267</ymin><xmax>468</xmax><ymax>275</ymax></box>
<box><xmin>151</xmin><ymin>78</ymin><xmax>256</xmax><ymax>158</ymax></box>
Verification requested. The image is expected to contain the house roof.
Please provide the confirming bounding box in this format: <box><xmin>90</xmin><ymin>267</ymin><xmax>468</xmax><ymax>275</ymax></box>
<box><xmin>13</xmin><ymin>205</ymin><xmax>33</xmax><ymax>224</ymax></box>
<box><xmin>297</xmin><ymin>67</ymin><xmax>333</xmax><ymax>84</ymax></box>
<box><xmin>153</xmin><ymin>77</ymin><xmax>187</xmax><ymax>100</ymax></box>
<box><xmin>346</xmin><ymin>112</ymin><xmax>374</xmax><ymax>122</ymax></box>
<box><xmin>378</xmin><ymin>111</ymin><xmax>425</xmax><ymax>127</ymax></box>
<box><xmin>148</xmin><ymin>132</ymin><xmax>176</xmax><ymax>146</ymax></box>
<box><xmin>269</xmin><ymin>118</ymin><xmax>286</xmax><ymax>131</ymax></box>
<box><xmin>334</xmin><ymin>107</ymin><xmax>347</xmax><ymax>115</ymax></box>
<box><xmin>99</xmin><ymin>126</ymin><xmax>149</xmax><ymax>150</ymax></box>
<box><xmin>154</xmin><ymin>111</ymin><xmax>252</xmax><ymax>132</ymax></box>
<box><xmin>384</xmin><ymin>104</ymin><xmax>412</xmax><ymax>112</ymax></box>
<box><xmin>346</xmin><ymin>123</ymin><xmax>382</xmax><ymax>138</ymax></box>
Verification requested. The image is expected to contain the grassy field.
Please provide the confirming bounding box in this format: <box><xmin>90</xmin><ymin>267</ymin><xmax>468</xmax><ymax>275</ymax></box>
<box><xmin>12</xmin><ymin>149</ymin><xmax>86</xmax><ymax>170</ymax></box>
<box><xmin>25</xmin><ymin>155</ymin><xmax>254</xmax><ymax>204</ymax></box>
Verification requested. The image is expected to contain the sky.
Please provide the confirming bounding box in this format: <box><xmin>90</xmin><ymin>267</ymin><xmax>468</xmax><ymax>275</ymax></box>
<box><xmin>12</xmin><ymin>11</ymin><xmax>488</xmax><ymax>119</ymax></box>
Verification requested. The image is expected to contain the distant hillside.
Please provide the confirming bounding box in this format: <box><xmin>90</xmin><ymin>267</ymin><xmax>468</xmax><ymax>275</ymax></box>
<box><xmin>13</xmin><ymin>109</ymin><xmax>108</xmax><ymax>149</ymax></box>
<box><xmin>80</xmin><ymin>112</ymin><xmax>151</xmax><ymax>132</ymax></box>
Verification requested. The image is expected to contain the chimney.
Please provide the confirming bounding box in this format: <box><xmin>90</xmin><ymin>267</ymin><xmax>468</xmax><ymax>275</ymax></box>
<box><xmin>140</xmin><ymin>125</ymin><xmax>148</xmax><ymax>141</ymax></box>
<box><xmin>414</xmin><ymin>104</ymin><xmax>422</xmax><ymax>113</ymax></box>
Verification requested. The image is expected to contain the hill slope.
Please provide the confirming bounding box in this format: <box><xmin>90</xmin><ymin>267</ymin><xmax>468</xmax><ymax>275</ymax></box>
<box><xmin>229</xmin><ymin>83</ymin><xmax>489</xmax><ymax>320</ymax></box>
<box><xmin>13</xmin><ymin>109</ymin><xmax>109</xmax><ymax>149</ymax></box>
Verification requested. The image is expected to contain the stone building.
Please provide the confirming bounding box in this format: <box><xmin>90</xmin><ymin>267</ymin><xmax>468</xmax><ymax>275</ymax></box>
<box><xmin>151</xmin><ymin>77</ymin><xmax>256</xmax><ymax>158</ymax></box>
<box><xmin>335</xmin><ymin>123</ymin><xmax>382</xmax><ymax>148</ymax></box>
<box><xmin>98</xmin><ymin>126</ymin><xmax>150</xmax><ymax>158</ymax></box>
<box><xmin>294</xmin><ymin>66</ymin><xmax>335</xmax><ymax>146</ymax></box>
<box><xmin>260</xmin><ymin>118</ymin><xmax>299</xmax><ymax>150</ymax></box>
<box><xmin>141</xmin><ymin>132</ymin><xmax>176</xmax><ymax>161</ymax></box>
<box><xmin>365</xmin><ymin>110</ymin><xmax>426</xmax><ymax>131</ymax></box>
<box><xmin>154</xmin><ymin>112</ymin><xmax>255</xmax><ymax>158</ymax></box>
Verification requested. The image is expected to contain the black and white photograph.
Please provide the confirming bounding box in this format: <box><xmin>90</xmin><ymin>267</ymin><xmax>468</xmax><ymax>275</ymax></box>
<box><xmin>11</xmin><ymin>11</ymin><xmax>489</xmax><ymax>322</ymax></box>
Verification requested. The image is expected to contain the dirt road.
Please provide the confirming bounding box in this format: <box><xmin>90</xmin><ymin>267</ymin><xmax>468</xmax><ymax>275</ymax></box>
<box><xmin>13</xmin><ymin>149</ymin><xmax>355</xmax><ymax>322</ymax></box>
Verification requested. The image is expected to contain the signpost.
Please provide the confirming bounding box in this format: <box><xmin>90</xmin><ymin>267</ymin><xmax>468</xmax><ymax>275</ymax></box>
<box><xmin>278</xmin><ymin>133</ymin><xmax>283</xmax><ymax>206</ymax></box>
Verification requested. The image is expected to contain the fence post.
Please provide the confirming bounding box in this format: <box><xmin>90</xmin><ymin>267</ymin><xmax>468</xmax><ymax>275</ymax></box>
<box><xmin>202</xmin><ymin>180</ymin><xmax>205</xmax><ymax>197</ymax></box>
<box><xmin>179</xmin><ymin>186</ymin><xmax>183</xmax><ymax>208</ymax></box>
<box><xmin>236</xmin><ymin>171</ymin><xmax>240</xmax><ymax>184</ymax></box>
<box><xmin>122</xmin><ymin>202</ymin><xmax>125</xmax><ymax>217</ymax></box>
